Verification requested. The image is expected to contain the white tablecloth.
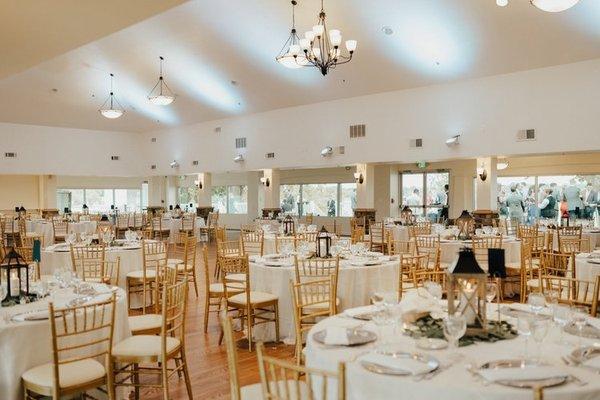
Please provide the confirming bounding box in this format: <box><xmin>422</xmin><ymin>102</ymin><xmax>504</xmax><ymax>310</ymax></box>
<box><xmin>249</xmin><ymin>259</ymin><xmax>400</xmax><ymax>343</ymax></box>
<box><xmin>26</xmin><ymin>220</ymin><xmax>97</xmax><ymax>246</ymax></box>
<box><xmin>438</xmin><ymin>239</ymin><xmax>521</xmax><ymax>266</ymax></box>
<box><xmin>386</xmin><ymin>225</ymin><xmax>409</xmax><ymax>241</ymax></box>
<box><xmin>575</xmin><ymin>253</ymin><xmax>600</xmax><ymax>283</ymax></box>
<box><xmin>41</xmin><ymin>244</ymin><xmax>143</xmax><ymax>291</ymax></box>
<box><xmin>0</xmin><ymin>286</ymin><xmax>130</xmax><ymax>400</ymax></box>
<box><xmin>305</xmin><ymin>301</ymin><xmax>600</xmax><ymax>400</ymax></box>
<box><xmin>162</xmin><ymin>217</ymin><xmax>206</xmax><ymax>243</ymax></box>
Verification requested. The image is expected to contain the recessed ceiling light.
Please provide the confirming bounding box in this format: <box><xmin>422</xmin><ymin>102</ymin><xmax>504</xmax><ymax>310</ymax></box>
<box><xmin>230</xmin><ymin>80</ymin><xmax>238</xmax><ymax>86</ymax></box>
<box><xmin>51</xmin><ymin>88</ymin><xmax>58</xmax><ymax>93</ymax></box>
<box><xmin>381</xmin><ymin>26</ymin><xmax>394</xmax><ymax>35</ymax></box>
<box><xmin>496</xmin><ymin>0</ymin><xmax>508</xmax><ymax>6</ymax></box>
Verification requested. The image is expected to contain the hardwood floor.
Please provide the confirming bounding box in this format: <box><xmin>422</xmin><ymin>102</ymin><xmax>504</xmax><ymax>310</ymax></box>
<box><xmin>139</xmin><ymin>239</ymin><xmax>295</xmax><ymax>400</ymax></box>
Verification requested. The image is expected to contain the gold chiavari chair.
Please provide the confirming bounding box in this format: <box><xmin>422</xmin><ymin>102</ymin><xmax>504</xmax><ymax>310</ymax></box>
<box><xmin>203</xmin><ymin>247</ymin><xmax>244</xmax><ymax>333</ymax></box>
<box><xmin>111</xmin><ymin>280</ymin><xmax>193</xmax><ymax>400</ymax></box>
<box><xmin>518</xmin><ymin>237</ymin><xmax>538</xmax><ymax>303</ymax></box>
<box><xmin>518</xmin><ymin>225</ymin><xmax>539</xmax><ymax>239</ymax></box>
<box><xmin>304</xmin><ymin>213</ymin><xmax>315</xmax><ymax>225</ymax></box>
<box><xmin>115</xmin><ymin>215</ymin><xmax>130</xmax><ymax>238</ymax></box>
<box><xmin>369</xmin><ymin>221</ymin><xmax>386</xmax><ymax>253</ymax></box>
<box><xmin>172</xmin><ymin>235</ymin><xmax>199</xmax><ymax>297</ymax></box>
<box><xmin>471</xmin><ymin>236</ymin><xmax>503</xmax><ymax>269</ymax></box>
<box><xmin>70</xmin><ymin>243</ymin><xmax>106</xmax><ymax>277</ymax></box>
<box><xmin>16</xmin><ymin>236</ymin><xmax>42</xmax><ymax>282</ymax></box>
<box><xmin>1</xmin><ymin>216</ymin><xmax>18</xmax><ymax>247</ymax></box>
<box><xmin>220</xmin><ymin>313</ymin><xmax>264</xmax><ymax>399</ymax></box>
<box><xmin>103</xmin><ymin>258</ymin><xmax>121</xmax><ymax>287</ymax></box>
<box><xmin>540</xmin><ymin>274</ymin><xmax>600</xmax><ymax>317</ymax></box>
<box><xmin>215</xmin><ymin>225</ymin><xmax>227</xmax><ymax>243</ymax></box>
<box><xmin>216</xmin><ymin>239</ymin><xmax>243</xmax><ymax>280</ymax></box>
<box><xmin>539</xmin><ymin>250</ymin><xmax>576</xmax><ymax>279</ymax></box>
<box><xmin>397</xmin><ymin>254</ymin><xmax>429</xmax><ymax>297</ymax></box>
<box><xmin>132</xmin><ymin>212</ymin><xmax>145</xmax><ymax>231</ymax></box>
<box><xmin>290</xmin><ymin>276</ymin><xmax>336</xmax><ymax>363</ymax></box>
<box><xmin>151</xmin><ymin>216</ymin><xmax>170</xmax><ymax>241</ymax></box>
<box><xmin>350</xmin><ymin>216</ymin><xmax>365</xmax><ymax>232</ymax></box>
<box><xmin>408</xmin><ymin>222</ymin><xmax>432</xmax><ymax>238</ymax></box>
<box><xmin>221</xmin><ymin>255</ymin><xmax>280</xmax><ymax>352</ymax></box>
<box><xmin>414</xmin><ymin>235</ymin><xmax>444</xmax><ymax>270</ymax></box>
<box><xmin>241</xmin><ymin>232</ymin><xmax>265</xmax><ymax>257</ymax></box>
<box><xmin>256</xmin><ymin>341</ymin><xmax>346</xmax><ymax>400</ymax></box>
<box><xmin>22</xmin><ymin>294</ymin><xmax>117</xmax><ymax>400</ymax></box>
<box><xmin>180</xmin><ymin>214</ymin><xmax>196</xmax><ymax>236</ymax></box>
<box><xmin>199</xmin><ymin>212</ymin><xmax>220</xmax><ymax>243</ymax></box>
<box><xmin>52</xmin><ymin>219</ymin><xmax>69</xmax><ymax>243</ymax></box>
<box><xmin>556</xmin><ymin>225</ymin><xmax>583</xmax><ymax>239</ymax></box>
<box><xmin>128</xmin><ymin>260</ymin><xmax>177</xmax><ymax>336</ymax></box>
<box><xmin>299</xmin><ymin>231</ymin><xmax>318</xmax><ymax>244</ymax></box>
<box><xmin>97</xmin><ymin>224</ymin><xmax>116</xmax><ymax>245</ymax></box>
<box><xmin>559</xmin><ymin>237</ymin><xmax>585</xmax><ymax>254</ymax></box>
<box><xmin>350</xmin><ymin>226</ymin><xmax>365</xmax><ymax>245</ymax></box>
<box><xmin>126</xmin><ymin>240</ymin><xmax>167</xmax><ymax>312</ymax></box>
<box><xmin>387</xmin><ymin>237</ymin><xmax>416</xmax><ymax>256</ymax></box>
<box><xmin>275</xmin><ymin>236</ymin><xmax>298</xmax><ymax>253</ymax></box>
<box><xmin>240</xmin><ymin>224</ymin><xmax>257</xmax><ymax>234</ymax></box>
<box><xmin>534</xmin><ymin>387</ymin><xmax>544</xmax><ymax>400</ymax></box>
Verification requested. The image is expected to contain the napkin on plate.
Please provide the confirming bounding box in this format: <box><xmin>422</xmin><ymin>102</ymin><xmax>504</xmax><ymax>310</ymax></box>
<box><xmin>360</xmin><ymin>352</ymin><xmax>432</xmax><ymax>375</ymax></box>
<box><xmin>344</xmin><ymin>305</ymin><xmax>377</xmax><ymax>318</ymax></box>
<box><xmin>478</xmin><ymin>366</ymin><xmax>567</xmax><ymax>382</ymax></box>
<box><xmin>323</xmin><ymin>327</ymin><xmax>350</xmax><ymax>345</ymax></box>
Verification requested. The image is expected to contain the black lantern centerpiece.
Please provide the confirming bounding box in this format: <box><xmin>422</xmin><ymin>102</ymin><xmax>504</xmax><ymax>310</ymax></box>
<box><xmin>283</xmin><ymin>215</ymin><xmax>295</xmax><ymax>236</ymax></box>
<box><xmin>82</xmin><ymin>204</ymin><xmax>89</xmax><ymax>215</ymax></box>
<box><xmin>456</xmin><ymin>210</ymin><xmax>475</xmax><ymax>240</ymax></box>
<box><xmin>1</xmin><ymin>247</ymin><xmax>35</xmax><ymax>305</ymax></box>
<box><xmin>316</xmin><ymin>226</ymin><xmax>332</xmax><ymax>258</ymax></box>
<box><xmin>400</xmin><ymin>206</ymin><xmax>414</xmax><ymax>225</ymax></box>
<box><xmin>447</xmin><ymin>248</ymin><xmax>488</xmax><ymax>334</ymax></box>
<box><xmin>18</xmin><ymin>206</ymin><xmax>26</xmax><ymax>219</ymax></box>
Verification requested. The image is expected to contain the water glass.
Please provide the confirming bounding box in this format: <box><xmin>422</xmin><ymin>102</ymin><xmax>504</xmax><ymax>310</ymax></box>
<box><xmin>443</xmin><ymin>314</ymin><xmax>467</xmax><ymax>360</ymax></box>
<box><xmin>517</xmin><ymin>316</ymin><xmax>533</xmax><ymax>360</ymax></box>
<box><xmin>571</xmin><ymin>306</ymin><xmax>589</xmax><ymax>348</ymax></box>
<box><xmin>528</xmin><ymin>292</ymin><xmax>546</xmax><ymax>315</ymax></box>
<box><xmin>485</xmin><ymin>282</ymin><xmax>498</xmax><ymax>305</ymax></box>
<box><xmin>531</xmin><ymin>319</ymin><xmax>549</xmax><ymax>363</ymax></box>
<box><xmin>424</xmin><ymin>281</ymin><xmax>442</xmax><ymax>302</ymax></box>
<box><xmin>552</xmin><ymin>303</ymin><xmax>571</xmax><ymax>345</ymax></box>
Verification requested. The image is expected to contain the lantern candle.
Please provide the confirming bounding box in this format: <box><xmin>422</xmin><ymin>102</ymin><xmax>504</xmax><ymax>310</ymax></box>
<box><xmin>459</xmin><ymin>281</ymin><xmax>477</xmax><ymax>325</ymax></box>
<box><xmin>9</xmin><ymin>273</ymin><xmax>19</xmax><ymax>297</ymax></box>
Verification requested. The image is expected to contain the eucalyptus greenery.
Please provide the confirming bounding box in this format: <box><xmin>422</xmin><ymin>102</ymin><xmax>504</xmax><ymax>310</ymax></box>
<box><xmin>407</xmin><ymin>315</ymin><xmax>518</xmax><ymax>347</ymax></box>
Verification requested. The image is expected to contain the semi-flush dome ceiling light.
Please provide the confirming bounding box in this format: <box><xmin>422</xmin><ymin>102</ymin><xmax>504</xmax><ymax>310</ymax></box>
<box><xmin>497</xmin><ymin>158</ymin><xmax>509</xmax><ymax>170</ymax></box>
<box><xmin>148</xmin><ymin>56</ymin><xmax>176</xmax><ymax>105</ymax></box>
<box><xmin>531</xmin><ymin>0</ymin><xmax>579</xmax><ymax>12</ymax></box>
<box><xmin>276</xmin><ymin>0</ymin><xmax>309</xmax><ymax>69</ymax></box>
<box><xmin>99</xmin><ymin>73</ymin><xmax>124</xmax><ymax>119</ymax></box>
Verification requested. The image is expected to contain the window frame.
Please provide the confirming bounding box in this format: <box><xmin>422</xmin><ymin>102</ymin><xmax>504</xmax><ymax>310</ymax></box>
<box><xmin>56</xmin><ymin>188</ymin><xmax>143</xmax><ymax>212</ymax></box>
<box><xmin>399</xmin><ymin>170</ymin><xmax>450</xmax><ymax>216</ymax></box>
<box><xmin>210</xmin><ymin>185</ymin><xmax>249</xmax><ymax>214</ymax></box>
<box><xmin>279</xmin><ymin>182</ymin><xmax>357</xmax><ymax>217</ymax></box>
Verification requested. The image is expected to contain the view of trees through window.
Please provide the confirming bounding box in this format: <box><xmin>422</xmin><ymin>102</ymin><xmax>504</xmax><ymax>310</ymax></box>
<box><xmin>280</xmin><ymin>183</ymin><xmax>356</xmax><ymax>217</ymax></box>
<box><xmin>178</xmin><ymin>186</ymin><xmax>199</xmax><ymax>208</ymax></box>
<box><xmin>400</xmin><ymin>171</ymin><xmax>449</xmax><ymax>219</ymax></box>
<box><xmin>56</xmin><ymin>188</ymin><xmax>142</xmax><ymax>213</ymax></box>
<box><xmin>211</xmin><ymin>185</ymin><xmax>247</xmax><ymax>214</ymax></box>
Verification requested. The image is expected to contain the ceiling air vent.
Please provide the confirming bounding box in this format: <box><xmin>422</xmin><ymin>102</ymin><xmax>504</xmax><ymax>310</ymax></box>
<box><xmin>150</xmin><ymin>165</ymin><xmax>157</xmax><ymax>170</ymax></box>
<box><xmin>338</xmin><ymin>146</ymin><xmax>345</xmax><ymax>155</ymax></box>
<box><xmin>265</xmin><ymin>152</ymin><xmax>275</xmax><ymax>159</ymax></box>
<box><xmin>349</xmin><ymin>124</ymin><xmax>366</xmax><ymax>138</ymax></box>
<box><xmin>214</xmin><ymin>127</ymin><xmax>222</xmax><ymax>133</ymax></box>
<box><xmin>4</xmin><ymin>152</ymin><xmax>16</xmax><ymax>158</ymax></box>
<box><xmin>409</xmin><ymin>138</ymin><xmax>423</xmax><ymax>148</ymax></box>
<box><xmin>517</xmin><ymin>129</ymin><xmax>536</xmax><ymax>141</ymax></box>
<box><xmin>151</xmin><ymin>137</ymin><xmax>157</xmax><ymax>143</ymax></box>
<box><xmin>235</xmin><ymin>137</ymin><xmax>247</xmax><ymax>149</ymax></box>
<box><xmin>192</xmin><ymin>160</ymin><xmax>199</xmax><ymax>166</ymax></box>
<box><xmin>110</xmin><ymin>155</ymin><xmax>119</xmax><ymax>161</ymax></box>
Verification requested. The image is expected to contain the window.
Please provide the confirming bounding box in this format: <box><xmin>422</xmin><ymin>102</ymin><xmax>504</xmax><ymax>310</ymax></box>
<box><xmin>228</xmin><ymin>185</ymin><xmax>248</xmax><ymax>214</ymax></box>
<box><xmin>400</xmin><ymin>171</ymin><xmax>450</xmax><ymax>219</ymax></box>
<box><xmin>210</xmin><ymin>185</ymin><xmax>248</xmax><ymax>214</ymax></box>
<box><xmin>55</xmin><ymin>188</ymin><xmax>143</xmax><ymax>213</ymax></box>
<box><xmin>496</xmin><ymin>177</ymin><xmax>535</xmax><ymax>217</ymax></box>
<box><xmin>211</xmin><ymin>186</ymin><xmax>227</xmax><ymax>214</ymax></box>
<box><xmin>141</xmin><ymin>182</ymin><xmax>149</xmax><ymax>210</ymax></box>
<box><xmin>178</xmin><ymin>186</ymin><xmax>198</xmax><ymax>208</ymax></box>
<box><xmin>279</xmin><ymin>183</ymin><xmax>357</xmax><ymax>217</ymax></box>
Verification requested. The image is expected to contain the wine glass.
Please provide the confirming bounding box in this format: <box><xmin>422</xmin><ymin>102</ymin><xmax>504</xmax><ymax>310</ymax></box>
<box><xmin>517</xmin><ymin>316</ymin><xmax>533</xmax><ymax>361</ymax></box>
<box><xmin>552</xmin><ymin>303</ymin><xmax>571</xmax><ymax>345</ymax></box>
<box><xmin>424</xmin><ymin>281</ymin><xmax>442</xmax><ymax>303</ymax></box>
<box><xmin>485</xmin><ymin>282</ymin><xmax>498</xmax><ymax>305</ymax></box>
<box><xmin>528</xmin><ymin>292</ymin><xmax>546</xmax><ymax>315</ymax></box>
<box><xmin>571</xmin><ymin>305</ymin><xmax>589</xmax><ymax>348</ymax></box>
<box><xmin>531</xmin><ymin>319</ymin><xmax>549</xmax><ymax>363</ymax></box>
<box><xmin>443</xmin><ymin>313</ymin><xmax>467</xmax><ymax>361</ymax></box>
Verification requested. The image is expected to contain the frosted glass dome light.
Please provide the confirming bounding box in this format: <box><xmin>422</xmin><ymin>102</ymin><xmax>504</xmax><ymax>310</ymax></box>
<box><xmin>530</xmin><ymin>0</ymin><xmax>579</xmax><ymax>12</ymax></box>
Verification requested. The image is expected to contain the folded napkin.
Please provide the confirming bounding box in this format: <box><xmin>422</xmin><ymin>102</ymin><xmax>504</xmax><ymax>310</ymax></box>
<box><xmin>582</xmin><ymin>355</ymin><xmax>600</xmax><ymax>369</ymax></box>
<box><xmin>344</xmin><ymin>305</ymin><xmax>377</xmax><ymax>318</ymax></box>
<box><xmin>360</xmin><ymin>352</ymin><xmax>432</xmax><ymax>375</ymax></box>
<box><xmin>323</xmin><ymin>327</ymin><xmax>350</xmax><ymax>345</ymax></box>
<box><xmin>12</xmin><ymin>310</ymin><xmax>49</xmax><ymax>322</ymax></box>
<box><xmin>478</xmin><ymin>366</ymin><xmax>567</xmax><ymax>383</ymax></box>
<box><xmin>400</xmin><ymin>289</ymin><xmax>440</xmax><ymax>314</ymax></box>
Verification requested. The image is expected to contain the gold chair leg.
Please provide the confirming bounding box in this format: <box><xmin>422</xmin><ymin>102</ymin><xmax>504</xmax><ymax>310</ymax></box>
<box><xmin>180</xmin><ymin>350</ymin><xmax>194</xmax><ymax>400</ymax></box>
<box><xmin>274</xmin><ymin>303</ymin><xmax>280</xmax><ymax>344</ymax></box>
<box><xmin>161</xmin><ymin>358</ymin><xmax>169</xmax><ymax>400</ymax></box>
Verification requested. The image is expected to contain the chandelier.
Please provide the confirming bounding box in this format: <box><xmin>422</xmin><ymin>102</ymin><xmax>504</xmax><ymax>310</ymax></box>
<box><xmin>98</xmin><ymin>73</ymin><xmax>124</xmax><ymax>119</ymax></box>
<box><xmin>148</xmin><ymin>56</ymin><xmax>176</xmax><ymax>106</ymax></box>
<box><xmin>496</xmin><ymin>0</ymin><xmax>580</xmax><ymax>12</ymax></box>
<box><xmin>278</xmin><ymin>0</ymin><xmax>357</xmax><ymax>76</ymax></box>
<box><xmin>276</xmin><ymin>1</ymin><xmax>308</xmax><ymax>69</ymax></box>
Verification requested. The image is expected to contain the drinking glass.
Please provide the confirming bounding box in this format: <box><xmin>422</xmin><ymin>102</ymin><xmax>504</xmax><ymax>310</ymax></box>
<box><xmin>544</xmin><ymin>290</ymin><xmax>559</xmax><ymax>307</ymax></box>
<box><xmin>443</xmin><ymin>314</ymin><xmax>467</xmax><ymax>360</ymax></box>
<box><xmin>552</xmin><ymin>303</ymin><xmax>571</xmax><ymax>345</ymax></box>
<box><xmin>531</xmin><ymin>319</ymin><xmax>549</xmax><ymax>363</ymax></box>
<box><xmin>517</xmin><ymin>316</ymin><xmax>533</xmax><ymax>361</ymax></box>
<box><xmin>424</xmin><ymin>281</ymin><xmax>442</xmax><ymax>302</ymax></box>
<box><xmin>485</xmin><ymin>282</ymin><xmax>498</xmax><ymax>305</ymax></box>
<box><xmin>571</xmin><ymin>306</ymin><xmax>589</xmax><ymax>348</ymax></box>
<box><xmin>528</xmin><ymin>292</ymin><xmax>546</xmax><ymax>315</ymax></box>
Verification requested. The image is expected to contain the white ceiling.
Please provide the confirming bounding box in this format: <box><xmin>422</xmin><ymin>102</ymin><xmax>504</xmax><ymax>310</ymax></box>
<box><xmin>1</xmin><ymin>0</ymin><xmax>600</xmax><ymax>133</ymax></box>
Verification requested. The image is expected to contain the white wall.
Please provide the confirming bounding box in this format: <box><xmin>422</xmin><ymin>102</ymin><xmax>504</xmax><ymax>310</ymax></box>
<box><xmin>0</xmin><ymin>123</ymin><xmax>144</xmax><ymax>176</ymax></box>
<box><xmin>140</xmin><ymin>58</ymin><xmax>600</xmax><ymax>175</ymax></box>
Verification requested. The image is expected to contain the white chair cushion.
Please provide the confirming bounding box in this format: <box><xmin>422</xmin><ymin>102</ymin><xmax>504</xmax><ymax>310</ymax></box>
<box><xmin>22</xmin><ymin>359</ymin><xmax>105</xmax><ymax>389</ymax></box>
<box><xmin>228</xmin><ymin>273</ymin><xmax>247</xmax><ymax>282</ymax></box>
<box><xmin>128</xmin><ymin>314</ymin><xmax>163</xmax><ymax>333</ymax></box>
<box><xmin>228</xmin><ymin>291</ymin><xmax>278</xmax><ymax>305</ymax></box>
<box><xmin>209</xmin><ymin>282</ymin><xmax>245</xmax><ymax>294</ymax></box>
<box><xmin>113</xmin><ymin>335</ymin><xmax>180</xmax><ymax>359</ymax></box>
<box><xmin>169</xmin><ymin>263</ymin><xmax>194</xmax><ymax>271</ymax></box>
<box><xmin>303</xmin><ymin>297</ymin><xmax>340</xmax><ymax>312</ymax></box>
<box><xmin>527</xmin><ymin>279</ymin><xmax>540</xmax><ymax>288</ymax></box>
<box><xmin>126</xmin><ymin>270</ymin><xmax>157</xmax><ymax>279</ymax></box>
<box><xmin>167</xmin><ymin>258</ymin><xmax>183</xmax><ymax>265</ymax></box>
<box><xmin>241</xmin><ymin>381</ymin><xmax>308</xmax><ymax>399</ymax></box>
<box><xmin>240</xmin><ymin>383</ymin><xmax>263</xmax><ymax>400</ymax></box>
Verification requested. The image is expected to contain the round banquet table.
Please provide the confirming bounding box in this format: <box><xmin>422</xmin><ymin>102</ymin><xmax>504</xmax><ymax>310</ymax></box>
<box><xmin>0</xmin><ymin>285</ymin><xmax>130</xmax><ymax>400</ymax></box>
<box><xmin>249</xmin><ymin>257</ymin><xmax>400</xmax><ymax>344</ymax></box>
<box><xmin>551</xmin><ymin>230</ymin><xmax>600</xmax><ymax>250</ymax></box>
<box><xmin>305</xmin><ymin>299</ymin><xmax>600</xmax><ymax>400</ymax></box>
<box><xmin>438</xmin><ymin>237</ymin><xmax>521</xmax><ymax>266</ymax></box>
<box><xmin>575</xmin><ymin>252</ymin><xmax>600</xmax><ymax>283</ymax></box>
<box><xmin>41</xmin><ymin>242</ymin><xmax>143</xmax><ymax>291</ymax></box>
<box><xmin>386</xmin><ymin>225</ymin><xmax>409</xmax><ymax>241</ymax></box>
<box><xmin>26</xmin><ymin>220</ymin><xmax>97</xmax><ymax>246</ymax></box>
<box><xmin>161</xmin><ymin>217</ymin><xmax>206</xmax><ymax>243</ymax></box>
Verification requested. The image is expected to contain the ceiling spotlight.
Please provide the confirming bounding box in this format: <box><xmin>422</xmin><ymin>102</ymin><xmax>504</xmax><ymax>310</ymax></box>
<box><xmin>496</xmin><ymin>0</ymin><xmax>508</xmax><ymax>6</ymax></box>
<box><xmin>233</xmin><ymin>154</ymin><xmax>244</xmax><ymax>163</ymax></box>
<box><xmin>321</xmin><ymin>146</ymin><xmax>333</xmax><ymax>157</ymax></box>
<box><xmin>381</xmin><ymin>26</ymin><xmax>394</xmax><ymax>35</ymax></box>
<box><xmin>445</xmin><ymin>135</ymin><xmax>460</xmax><ymax>146</ymax></box>
<box><xmin>148</xmin><ymin>56</ymin><xmax>176</xmax><ymax>105</ymax></box>
<box><xmin>497</xmin><ymin>158</ymin><xmax>509</xmax><ymax>170</ymax></box>
<box><xmin>99</xmin><ymin>73</ymin><xmax>124</xmax><ymax>119</ymax></box>
<box><xmin>169</xmin><ymin>160</ymin><xmax>179</xmax><ymax>168</ymax></box>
